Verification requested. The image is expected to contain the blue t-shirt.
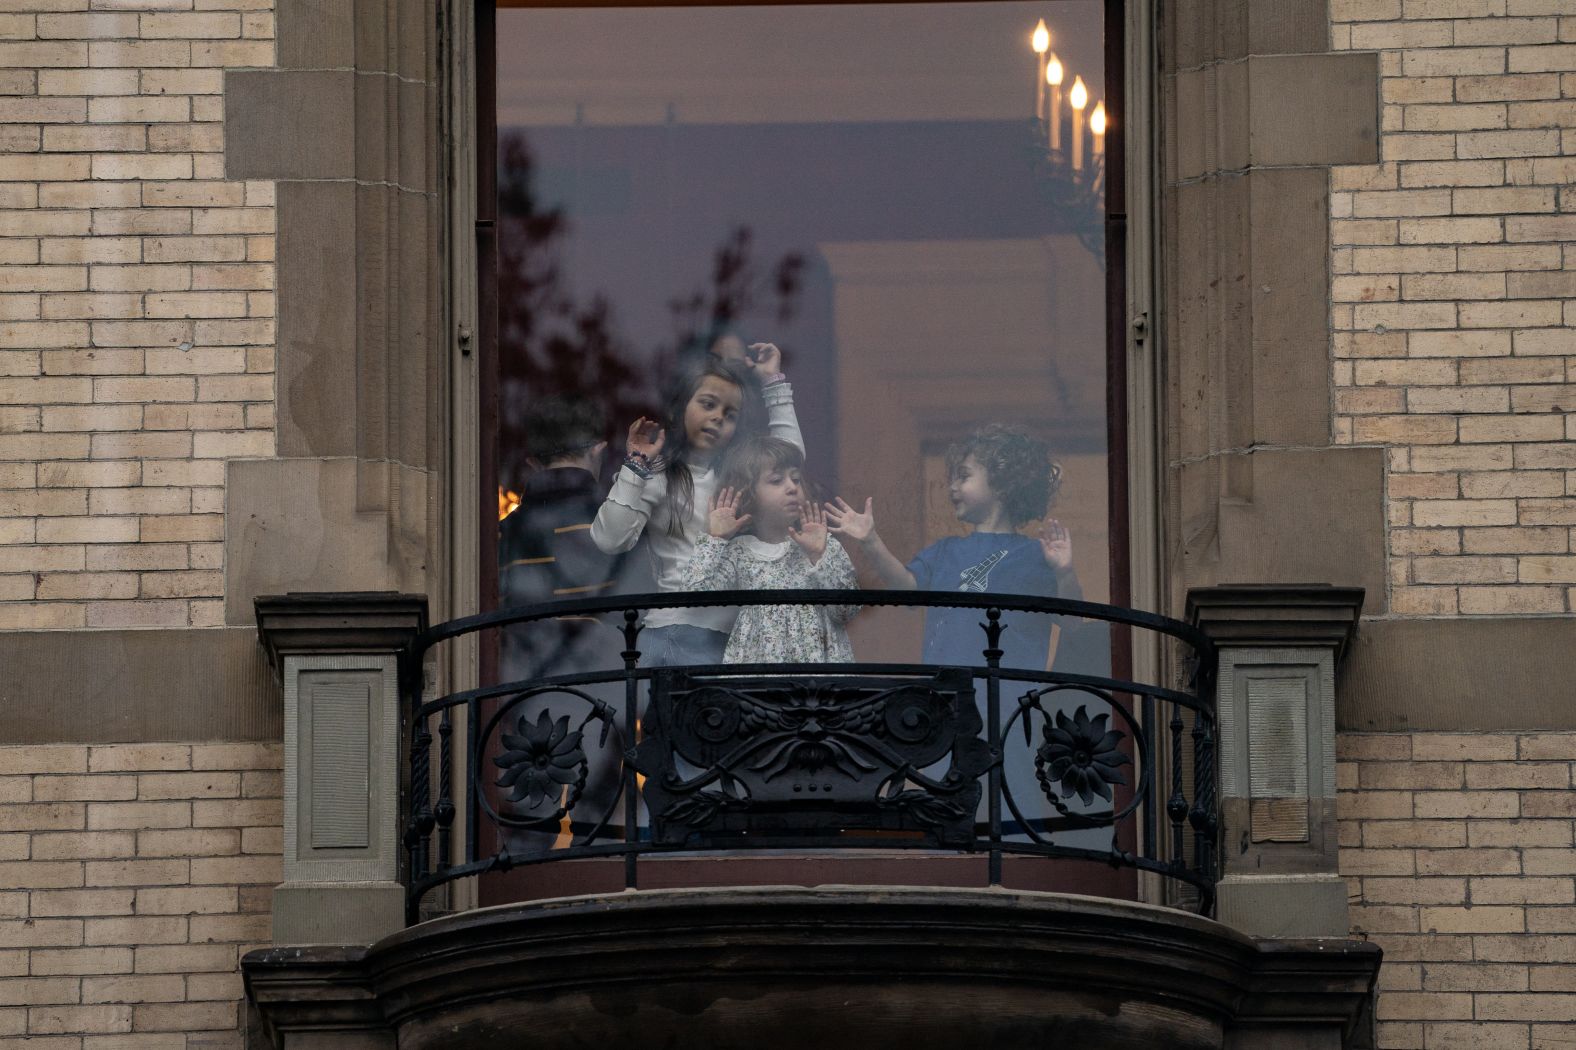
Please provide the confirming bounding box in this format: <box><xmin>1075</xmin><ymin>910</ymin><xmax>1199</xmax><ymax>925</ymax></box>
<box><xmin>907</xmin><ymin>532</ymin><xmax>1064</xmax><ymax>670</ymax></box>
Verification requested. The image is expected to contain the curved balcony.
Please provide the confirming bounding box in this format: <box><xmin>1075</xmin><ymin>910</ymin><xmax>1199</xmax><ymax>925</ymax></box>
<box><xmin>244</xmin><ymin>886</ymin><xmax>1380</xmax><ymax>1050</ymax></box>
<box><xmin>401</xmin><ymin>590</ymin><xmax>1219</xmax><ymax>922</ymax></box>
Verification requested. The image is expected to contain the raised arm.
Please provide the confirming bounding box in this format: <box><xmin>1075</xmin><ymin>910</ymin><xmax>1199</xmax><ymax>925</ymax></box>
<box><xmin>591</xmin><ymin>471</ymin><xmax>657</xmax><ymax>554</ymax></box>
<box><xmin>590</xmin><ymin>417</ymin><xmax>666</xmax><ymax>554</ymax></box>
<box><xmin>749</xmin><ymin>345</ymin><xmax>805</xmax><ymax>454</ymax></box>
<box><xmin>823</xmin><ymin>496</ymin><xmax>916</xmax><ymax>590</ymax></box>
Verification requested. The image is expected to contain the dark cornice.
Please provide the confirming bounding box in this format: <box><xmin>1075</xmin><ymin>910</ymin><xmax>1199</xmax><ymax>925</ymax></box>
<box><xmin>254</xmin><ymin>592</ymin><xmax>429</xmax><ymax>675</ymax></box>
<box><xmin>1186</xmin><ymin>585</ymin><xmax>1365</xmax><ymax>662</ymax></box>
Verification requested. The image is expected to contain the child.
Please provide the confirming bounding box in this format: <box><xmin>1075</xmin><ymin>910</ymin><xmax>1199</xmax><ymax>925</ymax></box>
<box><xmin>681</xmin><ymin>436</ymin><xmax>857</xmax><ymax>664</ymax></box>
<box><xmin>824</xmin><ymin>423</ymin><xmax>1080</xmax><ymax>671</ymax></box>
<box><xmin>591</xmin><ymin>346</ymin><xmax>804</xmax><ymax>666</ymax></box>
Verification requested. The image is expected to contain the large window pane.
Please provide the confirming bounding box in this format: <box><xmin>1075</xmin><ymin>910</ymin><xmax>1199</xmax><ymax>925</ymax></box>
<box><xmin>496</xmin><ymin>1</ymin><xmax>1111</xmax><ymax>662</ymax></box>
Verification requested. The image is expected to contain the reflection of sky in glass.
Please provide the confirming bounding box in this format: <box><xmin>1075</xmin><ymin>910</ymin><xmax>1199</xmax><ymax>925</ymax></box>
<box><xmin>497</xmin><ymin>1</ymin><xmax>1105</xmax><ymax>377</ymax></box>
<box><xmin>495</xmin><ymin>1</ymin><xmax>1112</xmax><ymax>613</ymax></box>
<box><xmin>499</xmin><ymin>3</ymin><xmax>1104</xmax><ymax>126</ymax></box>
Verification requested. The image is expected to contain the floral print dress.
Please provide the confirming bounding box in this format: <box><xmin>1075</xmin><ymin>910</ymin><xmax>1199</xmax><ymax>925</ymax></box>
<box><xmin>681</xmin><ymin>534</ymin><xmax>859</xmax><ymax>663</ymax></box>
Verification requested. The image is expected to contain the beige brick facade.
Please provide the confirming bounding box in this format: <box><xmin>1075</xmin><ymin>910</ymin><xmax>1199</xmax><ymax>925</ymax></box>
<box><xmin>0</xmin><ymin>1</ymin><xmax>274</xmax><ymax>631</ymax></box>
<box><xmin>0</xmin><ymin>0</ymin><xmax>1572</xmax><ymax>1044</ymax></box>
<box><xmin>1340</xmin><ymin>731</ymin><xmax>1576</xmax><ymax>1050</ymax></box>
<box><xmin>1331</xmin><ymin>1</ymin><xmax>1576</xmax><ymax>616</ymax></box>
<box><xmin>0</xmin><ymin>742</ymin><xmax>280</xmax><ymax>1046</ymax></box>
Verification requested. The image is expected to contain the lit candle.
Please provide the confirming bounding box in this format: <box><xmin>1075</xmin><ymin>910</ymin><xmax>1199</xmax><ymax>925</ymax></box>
<box><xmin>1091</xmin><ymin>100</ymin><xmax>1107</xmax><ymax>164</ymax></box>
<box><xmin>1070</xmin><ymin>75</ymin><xmax>1088</xmax><ymax>170</ymax></box>
<box><xmin>1047</xmin><ymin>53</ymin><xmax>1064</xmax><ymax>151</ymax></box>
<box><xmin>1032</xmin><ymin>20</ymin><xmax>1050</xmax><ymax>122</ymax></box>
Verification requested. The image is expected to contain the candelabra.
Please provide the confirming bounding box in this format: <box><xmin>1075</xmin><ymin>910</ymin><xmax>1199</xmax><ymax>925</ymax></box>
<box><xmin>1028</xmin><ymin>19</ymin><xmax>1107</xmax><ymax>261</ymax></box>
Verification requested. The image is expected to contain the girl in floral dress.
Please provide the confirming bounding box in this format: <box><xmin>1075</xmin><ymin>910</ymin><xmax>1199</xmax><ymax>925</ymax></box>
<box><xmin>591</xmin><ymin>348</ymin><xmax>803</xmax><ymax>667</ymax></box>
<box><xmin>680</xmin><ymin>436</ymin><xmax>857</xmax><ymax>663</ymax></box>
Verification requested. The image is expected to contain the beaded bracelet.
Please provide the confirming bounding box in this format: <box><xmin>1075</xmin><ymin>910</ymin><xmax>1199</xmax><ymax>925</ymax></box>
<box><xmin>623</xmin><ymin>451</ymin><xmax>654</xmax><ymax>479</ymax></box>
<box><xmin>763</xmin><ymin>372</ymin><xmax>787</xmax><ymax>387</ymax></box>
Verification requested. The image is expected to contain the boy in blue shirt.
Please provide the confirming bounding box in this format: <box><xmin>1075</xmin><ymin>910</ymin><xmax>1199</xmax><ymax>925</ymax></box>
<box><xmin>826</xmin><ymin>423</ymin><xmax>1090</xmax><ymax>839</ymax></box>
<box><xmin>824</xmin><ymin>423</ymin><xmax>1081</xmax><ymax>671</ymax></box>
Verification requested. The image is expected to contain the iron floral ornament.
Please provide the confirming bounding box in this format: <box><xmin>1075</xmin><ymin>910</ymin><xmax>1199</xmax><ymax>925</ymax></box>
<box><xmin>633</xmin><ymin>672</ymin><xmax>988</xmax><ymax>848</ymax></box>
<box><xmin>494</xmin><ymin>710</ymin><xmax>588</xmax><ymax>812</ymax></box>
<box><xmin>1037</xmin><ymin>704</ymin><xmax>1130</xmax><ymax>806</ymax></box>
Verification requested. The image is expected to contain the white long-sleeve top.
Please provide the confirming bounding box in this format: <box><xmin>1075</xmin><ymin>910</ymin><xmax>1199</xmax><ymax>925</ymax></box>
<box><xmin>589</xmin><ymin>380</ymin><xmax>804</xmax><ymax>633</ymax></box>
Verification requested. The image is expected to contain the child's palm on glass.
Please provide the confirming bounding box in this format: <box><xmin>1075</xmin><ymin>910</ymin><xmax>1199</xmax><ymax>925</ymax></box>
<box><xmin>788</xmin><ymin>501</ymin><xmax>829</xmax><ymax>564</ymax></box>
<box><xmin>708</xmin><ymin>487</ymin><xmax>752</xmax><ymax>539</ymax></box>
<box><xmin>822</xmin><ymin>496</ymin><xmax>875</xmax><ymax>543</ymax></box>
<box><xmin>1039</xmin><ymin>518</ymin><xmax>1073</xmax><ymax>571</ymax></box>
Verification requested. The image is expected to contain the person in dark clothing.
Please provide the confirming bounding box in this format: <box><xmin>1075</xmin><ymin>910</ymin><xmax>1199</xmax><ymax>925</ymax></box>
<box><xmin>499</xmin><ymin>394</ymin><xmax>636</xmax><ymax>680</ymax></box>
<box><xmin>496</xmin><ymin>395</ymin><xmax>644</xmax><ymax>851</ymax></box>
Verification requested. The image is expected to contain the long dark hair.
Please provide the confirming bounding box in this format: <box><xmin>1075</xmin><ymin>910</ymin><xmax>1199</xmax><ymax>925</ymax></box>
<box><xmin>658</xmin><ymin>356</ymin><xmax>766</xmax><ymax>536</ymax></box>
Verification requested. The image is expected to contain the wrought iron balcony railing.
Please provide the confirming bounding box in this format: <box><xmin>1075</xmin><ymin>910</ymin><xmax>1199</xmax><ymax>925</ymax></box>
<box><xmin>401</xmin><ymin>591</ymin><xmax>1217</xmax><ymax>924</ymax></box>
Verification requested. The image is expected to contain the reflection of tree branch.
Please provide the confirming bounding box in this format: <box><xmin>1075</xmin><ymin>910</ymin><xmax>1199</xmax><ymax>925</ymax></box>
<box><xmin>498</xmin><ymin>135</ymin><xmax>647</xmax><ymax>490</ymax></box>
<box><xmin>667</xmin><ymin>227</ymin><xmax>806</xmax><ymax>356</ymax></box>
<box><xmin>497</xmin><ymin>132</ymin><xmax>807</xmax><ymax>490</ymax></box>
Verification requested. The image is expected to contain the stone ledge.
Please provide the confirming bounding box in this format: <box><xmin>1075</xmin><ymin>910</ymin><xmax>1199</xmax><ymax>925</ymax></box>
<box><xmin>245</xmin><ymin>886</ymin><xmax>1380</xmax><ymax>1050</ymax></box>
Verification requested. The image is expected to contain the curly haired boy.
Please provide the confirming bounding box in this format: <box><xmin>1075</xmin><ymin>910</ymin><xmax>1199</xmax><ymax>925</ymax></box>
<box><xmin>824</xmin><ymin>423</ymin><xmax>1082</xmax><ymax>669</ymax></box>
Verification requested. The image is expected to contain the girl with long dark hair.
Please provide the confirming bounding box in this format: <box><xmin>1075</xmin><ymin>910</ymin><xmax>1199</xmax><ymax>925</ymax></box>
<box><xmin>590</xmin><ymin>345</ymin><xmax>803</xmax><ymax>666</ymax></box>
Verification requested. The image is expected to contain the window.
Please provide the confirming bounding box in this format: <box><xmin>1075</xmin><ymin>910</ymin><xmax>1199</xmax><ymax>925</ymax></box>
<box><xmin>486</xmin><ymin>1</ymin><xmax>1122</xmax><ymax>669</ymax></box>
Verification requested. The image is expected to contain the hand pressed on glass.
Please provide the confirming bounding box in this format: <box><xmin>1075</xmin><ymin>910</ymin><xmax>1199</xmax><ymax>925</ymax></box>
<box><xmin>707</xmin><ymin>486</ymin><xmax>753</xmax><ymax>539</ymax></box>
<box><xmin>824</xmin><ymin>495</ymin><xmax>913</xmax><ymax>590</ymax></box>
<box><xmin>823</xmin><ymin>496</ymin><xmax>875</xmax><ymax>543</ymax></box>
<box><xmin>1038</xmin><ymin>518</ymin><xmax>1073</xmax><ymax>573</ymax></box>
<box><xmin>786</xmin><ymin>499</ymin><xmax>828</xmax><ymax>565</ymax></box>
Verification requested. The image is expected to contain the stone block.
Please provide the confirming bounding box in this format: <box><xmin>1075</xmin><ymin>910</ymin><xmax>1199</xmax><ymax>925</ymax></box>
<box><xmin>0</xmin><ymin>629</ymin><xmax>277</xmax><ymax>744</ymax></box>
<box><xmin>223</xmin><ymin>458</ymin><xmax>430</xmax><ymax>624</ymax></box>
<box><xmin>1247</xmin><ymin>0</ymin><xmax>1329</xmax><ymax>56</ymax></box>
<box><xmin>1340</xmin><ymin>618</ymin><xmax>1576</xmax><ymax>731</ymax></box>
<box><xmin>1205</xmin><ymin>449</ymin><xmax>1387</xmax><ymax>616</ymax></box>
<box><xmin>275</xmin><ymin>0</ymin><xmax>355</xmax><ymax>69</ymax></box>
<box><xmin>1217</xmin><ymin>874</ymin><xmax>1350</xmax><ymax>938</ymax></box>
<box><xmin>275</xmin><ymin>180</ymin><xmax>356</xmax><ymax>459</ymax></box>
<box><xmin>1248</xmin><ymin>53</ymin><xmax>1381</xmax><ymax>167</ymax></box>
<box><xmin>1249</xmin><ymin>168</ymin><xmax>1331</xmax><ymax>447</ymax></box>
<box><xmin>223</xmin><ymin>70</ymin><xmax>354</xmax><ymax>181</ymax></box>
<box><xmin>271</xmin><ymin>882</ymin><xmax>404</xmax><ymax>947</ymax></box>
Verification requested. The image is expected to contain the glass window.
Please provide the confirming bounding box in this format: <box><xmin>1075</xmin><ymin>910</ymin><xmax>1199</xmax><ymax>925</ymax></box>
<box><xmin>492</xmin><ymin>0</ymin><xmax>1113</xmax><ymax>670</ymax></box>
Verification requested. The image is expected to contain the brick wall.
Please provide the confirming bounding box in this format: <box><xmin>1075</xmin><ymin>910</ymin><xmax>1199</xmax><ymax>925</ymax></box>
<box><xmin>0</xmin><ymin>742</ymin><xmax>281</xmax><ymax>1047</ymax></box>
<box><xmin>1329</xmin><ymin>1</ymin><xmax>1576</xmax><ymax>616</ymax></box>
<box><xmin>0</xmin><ymin>3</ymin><xmax>275</xmax><ymax>631</ymax></box>
<box><xmin>1340</xmin><ymin>731</ymin><xmax>1576</xmax><ymax>1049</ymax></box>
